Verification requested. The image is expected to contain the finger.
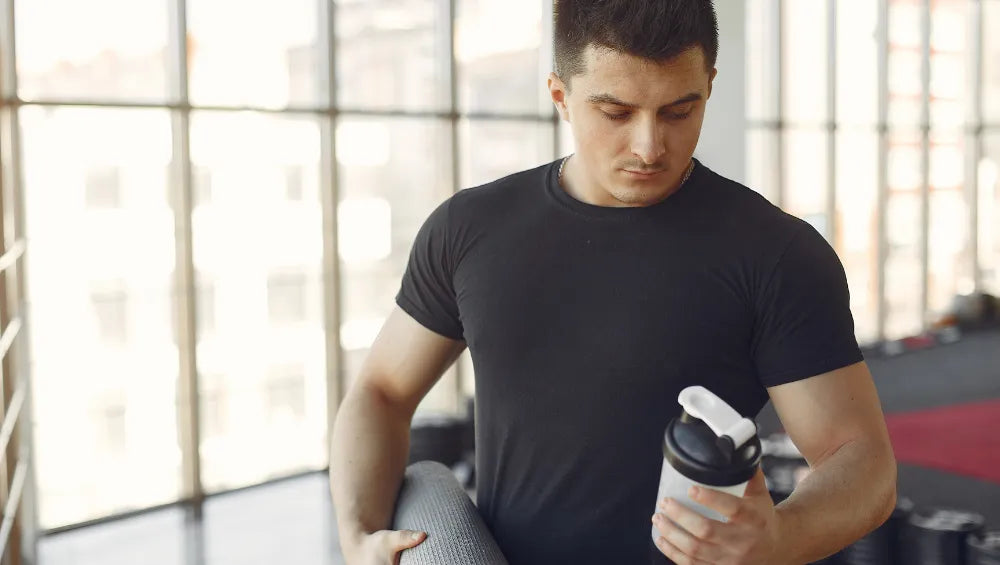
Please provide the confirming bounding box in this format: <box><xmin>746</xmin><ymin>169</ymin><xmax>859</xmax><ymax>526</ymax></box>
<box><xmin>653</xmin><ymin>533</ymin><xmax>713</xmax><ymax>565</ymax></box>
<box><xmin>688</xmin><ymin>485</ymin><xmax>743</xmax><ymax>520</ymax></box>
<box><xmin>652</xmin><ymin>512</ymin><xmax>725</xmax><ymax>562</ymax></box>
<box><xmin>658</xmin><ymin>498</ymin><xmax>727</xmax><ymax>543</ymax></box>
<box><xmin>384</xmin><ymin>530</ymin><xmax>426</xmax><ymax>552</ymax></box>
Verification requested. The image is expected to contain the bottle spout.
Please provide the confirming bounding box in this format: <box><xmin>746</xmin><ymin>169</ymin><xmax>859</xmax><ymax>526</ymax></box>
<box><xmin>677</xmin><ymin>386</ymin><xmax>757</xmax><ymax>449</ymax></box>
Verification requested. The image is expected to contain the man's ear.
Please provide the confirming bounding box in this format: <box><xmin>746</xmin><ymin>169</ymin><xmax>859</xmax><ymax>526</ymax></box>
<box><xmin>707</xmin><ymin>68</ymin><xmax>718</xmax><ymax>100</ymax></box>
<box><xmin>548</xmin><ymin>72</ymin><xmax>571</xmax><ymax>121</ymax></box>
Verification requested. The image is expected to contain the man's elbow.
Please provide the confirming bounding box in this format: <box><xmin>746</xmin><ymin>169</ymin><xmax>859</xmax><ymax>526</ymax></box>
<box><xmin>873</xmin><ymin>444</ymin><xmax>899</xmax><ymax>528</ymax></box>
<box><xmin>877</xmin><ymin>481</ymin><xmax>897</xmax><ymax>526</ymax></box>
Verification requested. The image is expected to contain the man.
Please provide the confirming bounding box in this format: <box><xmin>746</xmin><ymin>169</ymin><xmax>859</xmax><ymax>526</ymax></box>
<box><xmin>330</xmin><ymin>1</ymin><xmax>897</xmax><ymax>563</ymax></box>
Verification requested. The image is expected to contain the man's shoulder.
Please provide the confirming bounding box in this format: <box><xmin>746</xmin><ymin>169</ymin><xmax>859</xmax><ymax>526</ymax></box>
<box><xmin>696</xmin><ymin>165</ymin><xmax>776</xmax><ymax>212</ymax></box>
<box><xmin>688</xmin><ymin>163</ymin><xmax>825</xmax><ymax>269</ymax></box>
<box><xmin>450</xmin><ymin>160</ymin><xmax>555</xmax><ymax>213</ymax></box>
<box><xmin>416</xmin><ymin>161</ymin><xmax>555</xmax><ymax>247</ymax></box>
<box><xmin>694</xmin><ymin>163</ymin><xmax>802</xmax><ymax>232</ymax></box>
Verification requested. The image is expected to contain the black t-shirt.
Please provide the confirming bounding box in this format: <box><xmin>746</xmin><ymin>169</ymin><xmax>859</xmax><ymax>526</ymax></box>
<box><xmin>396</xmin><ymin>158</ymin><xmax>863</xmax><ymax>565</ymax></box>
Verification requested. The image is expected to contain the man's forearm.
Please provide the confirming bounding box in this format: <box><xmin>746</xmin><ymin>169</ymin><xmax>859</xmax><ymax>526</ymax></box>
<box><xmin>329</xmin><ymin>382</ymin><xmax>412</xmax><ymax>558</ymax></box>
<box><xmin>773</xmin><ymin>439</ymin><xmax>897</xmax><ymax>564</ymax></box>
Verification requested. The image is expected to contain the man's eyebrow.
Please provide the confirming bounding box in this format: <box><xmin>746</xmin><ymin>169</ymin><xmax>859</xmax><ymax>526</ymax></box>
<box><xmin>585</xmin><ymin>92</ymin><xmax>703</xmax><ymax>110</ymax></box>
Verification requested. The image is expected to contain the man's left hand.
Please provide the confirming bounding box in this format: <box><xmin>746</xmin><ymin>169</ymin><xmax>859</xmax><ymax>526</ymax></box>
<box><xmin>651</xmin><ymin>468</ymin><xmax>782</xmax><ymax>565</ymax></box>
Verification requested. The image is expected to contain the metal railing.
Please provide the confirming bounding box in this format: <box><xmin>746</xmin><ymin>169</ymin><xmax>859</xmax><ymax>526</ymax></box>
<box><xmin>0</xmin><ymin>115</ymin><xmax>32</xmax><ymax>565</ymax></box>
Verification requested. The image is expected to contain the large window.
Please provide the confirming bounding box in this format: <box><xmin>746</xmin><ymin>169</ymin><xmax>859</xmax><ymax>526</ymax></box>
<box><xmin>336</xmin><ymin>116</ymin><xmax>457</xmax><ymax>413</ymax></box>
<box><xmin>747</xmin><ymin>0</ymin><xmax>996</xmax><ymax>343</ymax></box>
<box><xmin>19</xmin><ymin>106</ymin><xmax>181</xmax><ymax>527</ymax></box>
<box><xmin>188</xmin><ymin>112</ymin><xmax>328</xmax><ymax>493</ymax></box>
<box><xmin>14</xmin><ymin>0</ymin><xmax>170</xmax><ymax>103</ymax></box>
<box><xmin>5</xmin><ymin>0</ymin><xmax>559</xmax><ymax>530</ymax></box>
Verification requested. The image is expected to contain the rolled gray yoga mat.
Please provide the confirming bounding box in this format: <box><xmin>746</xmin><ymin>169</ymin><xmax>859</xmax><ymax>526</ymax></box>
<box><xmin>392</xmin><ymin>461</ymin><xmax>509</xmax><ymax>565</ymax></box>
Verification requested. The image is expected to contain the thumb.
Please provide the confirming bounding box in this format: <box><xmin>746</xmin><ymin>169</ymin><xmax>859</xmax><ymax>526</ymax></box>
<box><xmin>387</xmin><ymin>529</ymin><xmax>427</xmax><ymax>552</ymax></box>
<box><xmin>744</xmin><ymin>467</ymin><xmax>769</xmax><ymax>496</ymax></box>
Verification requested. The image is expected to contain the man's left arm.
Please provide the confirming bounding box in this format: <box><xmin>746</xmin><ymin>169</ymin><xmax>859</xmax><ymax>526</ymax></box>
<box><xmin>653</xmin><ymin>222</ymin><xmax>896</xmax><ymax>563</ymax></box>
<box><xmin>763</xmin><ymin>360</ymin><xmax>897</xmax><ymax>562</ymax></box>
<box><xmin>652</xmin><ymin>360</ymin><xmax>897</xmax><ymax>564</ymax></box>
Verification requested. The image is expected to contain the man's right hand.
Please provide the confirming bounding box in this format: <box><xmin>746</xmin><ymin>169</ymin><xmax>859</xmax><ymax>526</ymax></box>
<box><xmin>346</xmin><ymin>529</ymin><xmax>427</xmax><ymax>565</ymax></box>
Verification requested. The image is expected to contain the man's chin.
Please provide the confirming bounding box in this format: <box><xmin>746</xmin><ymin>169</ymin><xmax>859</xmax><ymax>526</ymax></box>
<box><xmin>607</xmin><ymin>187</ymin><xmax>664</xmax><ymax>208</ymax></box>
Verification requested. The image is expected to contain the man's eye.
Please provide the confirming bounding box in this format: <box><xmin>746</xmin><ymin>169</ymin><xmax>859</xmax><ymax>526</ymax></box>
<box><xmin>664</xmin><ymin>105</ymin><xmax>694</xmax><ymax>120</ymax></box>
<box><xmin>601</xmin><ymin>111</ymin><xmax>630</xmax><ymax>121</ymax></box>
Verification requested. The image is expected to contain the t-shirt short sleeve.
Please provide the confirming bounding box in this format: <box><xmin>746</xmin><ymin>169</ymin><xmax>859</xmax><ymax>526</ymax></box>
<box><xmin>395</xmin><ymin>198</ymin><xmax>465</xmax><ymax>341</ymax></box>
<box><xmin>752</xmin><ymin>222</ymin><xmax>864</xmax><ymax>387</ymax></box>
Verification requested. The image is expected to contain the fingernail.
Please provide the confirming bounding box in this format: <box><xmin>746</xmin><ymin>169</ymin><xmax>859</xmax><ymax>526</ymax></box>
<box><xmin>411</xmin><ymin>532</ymin><xmax>423</xmax><ymax>540</ymax></box>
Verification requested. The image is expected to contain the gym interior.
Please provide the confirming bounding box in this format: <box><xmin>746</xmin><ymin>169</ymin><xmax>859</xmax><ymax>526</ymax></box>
<box><xmin>0</xmin><ymin>0</ymin><xmax>998</xmax><ymax>564</ymax></box>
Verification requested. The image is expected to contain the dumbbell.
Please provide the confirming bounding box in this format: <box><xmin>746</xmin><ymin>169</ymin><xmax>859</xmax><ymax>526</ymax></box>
<box><xmin>900</xmin><ymin>507</ymin><xmax>985</xmax><ymax>565</ymax></box>
<box><xmin>968</xmin><ymin>530</ymin><xmax>1000</xmax><ymax>565</ymax></box>
<box><xmin>840</xmin><ymin>496</ymin><xmax>913</xmax><ymax>565</ymax></box>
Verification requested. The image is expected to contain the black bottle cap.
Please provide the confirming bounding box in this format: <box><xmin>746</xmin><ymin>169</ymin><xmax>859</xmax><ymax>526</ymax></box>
<box><xmin>663</xmin><ymin>409</ymin><xmax>762</xmax><ymax>487</ymax></box>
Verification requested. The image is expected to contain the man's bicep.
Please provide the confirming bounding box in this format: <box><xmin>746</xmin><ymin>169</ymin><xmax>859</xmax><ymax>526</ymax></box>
<box><xmin>767</xmin><ymin>361</ymin><xmax>892</xmax><ymax>467</ymax></box>
<box><xmin>356</xmin><ymin>306</ymin><xmax>467</xmax><ymax>415</ymax></box>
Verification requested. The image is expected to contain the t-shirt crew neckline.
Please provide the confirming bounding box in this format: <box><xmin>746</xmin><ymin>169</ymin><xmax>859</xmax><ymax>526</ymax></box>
<box><xmin>544</xmin><ymin>156</ymin><xmax>706</xmax><ymax>221</ymax></box>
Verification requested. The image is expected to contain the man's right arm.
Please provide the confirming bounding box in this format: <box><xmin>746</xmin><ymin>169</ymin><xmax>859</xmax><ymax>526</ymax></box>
<box><xmin>330</xmin><ymin>305</ymin><xmax>466</xmax><ymax>564</ymax></box>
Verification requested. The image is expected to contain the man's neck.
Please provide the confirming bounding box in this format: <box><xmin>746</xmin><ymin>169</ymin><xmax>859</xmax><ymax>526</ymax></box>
<box><xmin>559</xmin><ymin>155</ymin><xmax>693</xmax><ymax>208</ymax></box>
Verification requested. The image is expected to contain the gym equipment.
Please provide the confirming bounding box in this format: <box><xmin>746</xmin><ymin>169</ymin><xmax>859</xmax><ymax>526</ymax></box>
<box><xmin>946</xmin><ymin>292</ymin><xmax>999</xmax><ymax>330</ymax></box>
<box><xmin>392</xmin><ymin>461</ymin><xmax>508</xmax><ymax>565</ymax></box>
<box><xmin>840</xmin><ymin>497</ymin><xmax>913</xmax><ymax>565</ymax></box>
<box><xmin>900</xmin><ymin>507</ymin><xmax>985</xmax><ymax>565</ymax></box>
<box><xmin>408</xmin><ymin>414</ymin><xmax>467</xmax><ymax>468</ymax></box>
<box><xmin>968</xmin><ymin>530</ymin><xmax>1000</xmax><ymax>565</ymax></box>
<box><xmin>760</xmin><ymin>433</ymin><xmax>808</xmax><ymax>506</ymax></box>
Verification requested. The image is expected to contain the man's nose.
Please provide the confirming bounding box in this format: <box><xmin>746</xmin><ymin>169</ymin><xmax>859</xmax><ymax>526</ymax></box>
<box><xmin>630</xmin><ymin>119</ymin><xmax>666</xmax><ymax>165</ymax></box>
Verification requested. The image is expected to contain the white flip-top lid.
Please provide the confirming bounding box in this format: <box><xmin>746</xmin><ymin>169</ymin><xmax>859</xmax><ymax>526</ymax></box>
<box><xmin>677</xmin><ymin>386</ymin><xmax>757</xmax><ymax>449</ymax></box>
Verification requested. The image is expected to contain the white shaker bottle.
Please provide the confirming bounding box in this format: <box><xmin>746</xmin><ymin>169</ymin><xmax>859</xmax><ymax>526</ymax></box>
<box><xmin>652</xmin><ymin>386</ymin><xmax>762</xmax><ymax>542</ymax></box>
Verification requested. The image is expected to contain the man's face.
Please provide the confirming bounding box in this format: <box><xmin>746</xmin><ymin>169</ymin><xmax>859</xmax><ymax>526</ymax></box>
<box><xmin>549</xmin><ymin>45</ymin><xmax>716</xmax><ymax>207</ymax></box>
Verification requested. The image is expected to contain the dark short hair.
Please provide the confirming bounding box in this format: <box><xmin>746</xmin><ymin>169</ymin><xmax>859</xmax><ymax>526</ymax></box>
<box><xmin>553</xmin><ymin>0</ymin><xmax>719</xmax><ymax>87</ymax></box>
